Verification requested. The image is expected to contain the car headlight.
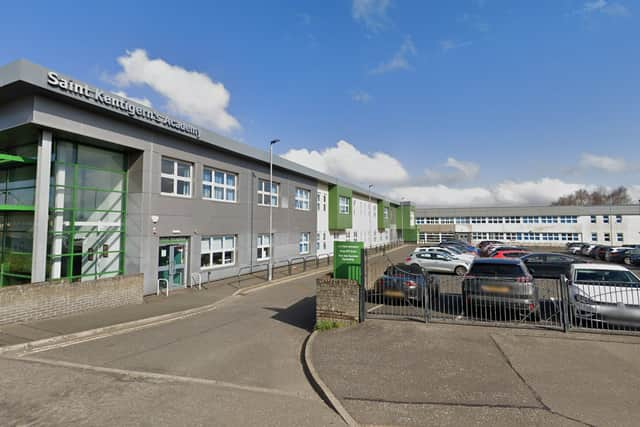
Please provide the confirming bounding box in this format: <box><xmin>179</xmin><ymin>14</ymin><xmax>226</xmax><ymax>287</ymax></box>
<box><xmin>574</xmin><ymin>294</ymin><xmax>596</xmax><ymax>304</ymax></box>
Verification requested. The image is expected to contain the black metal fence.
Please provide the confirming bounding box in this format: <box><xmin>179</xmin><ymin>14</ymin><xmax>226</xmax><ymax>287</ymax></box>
<box><xmin>362</xmin><ymin>256</ymin><xmax>640</xmax><ymax>336</ymax></box>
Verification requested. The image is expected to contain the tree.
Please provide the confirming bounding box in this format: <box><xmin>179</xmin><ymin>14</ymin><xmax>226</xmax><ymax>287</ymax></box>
<box><xmin>551</xmin><ymin>186</ymin><xmax>631</xmax><ymax>206</ymax></box>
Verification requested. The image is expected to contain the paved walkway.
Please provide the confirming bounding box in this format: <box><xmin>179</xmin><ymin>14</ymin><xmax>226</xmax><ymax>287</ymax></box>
<box><xmin>310</xmin><ymin>321</ymin><xmax>640</xmax><ymax>426</ymax></box>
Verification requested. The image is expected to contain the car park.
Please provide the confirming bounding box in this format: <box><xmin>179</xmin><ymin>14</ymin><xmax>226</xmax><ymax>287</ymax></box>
<box><xmin>374</xmin><ymin>264</ymin><xmax>440</xmax><ymax>304</ymax></box>
<box><xmin>461</xmin><ymin>258</ymin><xmax>539</xmax><ymax>319</ymax></box>
<box><xmin>568</xmin><ymin>264</ymin><xmax>640</xmax><ymax>329</ymax></box>
<box><xmin>521</xmin><ymin>253</ymin><xmax>579</xmax><ymax>279</ymax></box>
<box><xmin>491</xmin><ymin>249</ymin><xmax>530</xmax><ymax>259</ymax></box>
<box><xmin>406</xmin><ymin>252</ymin><xmax>470</xmax><ymax>276</ymax></box>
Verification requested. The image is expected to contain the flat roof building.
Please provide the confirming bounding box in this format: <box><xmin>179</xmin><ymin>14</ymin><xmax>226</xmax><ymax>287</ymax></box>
<box><xmin>0</xmin><ymin>59</ymin><xmax>418</xmax><ymax>295</ymax></box>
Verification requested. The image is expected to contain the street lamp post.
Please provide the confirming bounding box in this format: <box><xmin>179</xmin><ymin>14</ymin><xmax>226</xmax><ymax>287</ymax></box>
<box><xmin>368</xmin><ymin>184</ymin><xmax>373</xmax><ymax>247</ymax></box>
<box><xmin>268</xmin><ymin>139</ymin><xmax>279</xmax><ymax>281</ymax></box>
<box><xmin>400</xmin><ymin>197</ymin><xmax>405</xmax><ymax>243</ymax></box>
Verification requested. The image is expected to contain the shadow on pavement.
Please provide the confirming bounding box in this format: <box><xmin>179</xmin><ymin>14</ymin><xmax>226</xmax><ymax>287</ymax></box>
<box><xmin>264</xmin><ymin>296</ymin><xmax>316</xmax><ymax>332</ymax></box>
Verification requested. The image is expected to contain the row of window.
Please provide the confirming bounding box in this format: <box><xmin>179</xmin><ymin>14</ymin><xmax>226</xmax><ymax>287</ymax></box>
<box><xmin>161</xmin><ymin>157</ymin><xmax>311</xmax><ymax>210</ymax></box>
<box><xmin>417</xmin><ymin>216</ymin><xmax>580</xmax><ymax>225</ymax></box>
<box><xmin>200</xmin><ymin>232</ymin><xmax>311</xmax><ymax>270</ymax></box>
<box><xmin>591</xmin><ymin>232</ymin><xmax>624</xmax><ymax>242</ymax></box>
<box><xmin>417</xmin><ymin>214</ymin><xmax>628</xmax><ymax>225</ymax></box>
<box><xmin>590</xmin><ymin>215</ymin><xmax>623</xmax><ymax>224</ymax></box>
<box><xmin>470</xmin><ymin>232</ymin><xmax>582</xmax><ymax>242</ymax></box>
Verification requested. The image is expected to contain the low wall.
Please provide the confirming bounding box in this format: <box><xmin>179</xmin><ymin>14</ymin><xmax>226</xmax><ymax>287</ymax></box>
<box><xmin>316</xmin><ymin>276</ymin><xmax>361</xmax><ymax>326</ymax></box>
<box><xmin>0</xmin><ymin>274</ymin><xmax>144</xmax><ymax>325</ymax></box>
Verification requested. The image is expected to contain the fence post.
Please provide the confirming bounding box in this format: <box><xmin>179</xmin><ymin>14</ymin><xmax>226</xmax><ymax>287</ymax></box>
<box><xmin>560</xmin><ymin>275</ymin><xmax>570</xmax><ymax>333</ymax></box>
<box><xmin>359</xmin><ymin>248</ymin><xmax>366</xmax><ymax>322</ymax></box>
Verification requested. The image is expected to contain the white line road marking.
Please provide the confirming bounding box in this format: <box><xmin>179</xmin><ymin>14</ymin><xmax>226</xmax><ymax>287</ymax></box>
<box><xmin>11</xmin><ymin>355</ymin><xmax>318</xmax><ymax>401</ymax></box>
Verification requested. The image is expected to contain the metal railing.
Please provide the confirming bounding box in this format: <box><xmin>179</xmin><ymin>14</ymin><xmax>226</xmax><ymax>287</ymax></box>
<box><xmin>189</xmin><ymin>272</ymin><xmax>203</xmax><ymax>290</ymax></box>
<box><xmin>235</xmin><ymin>254</ymin><xmax>335</xmax><ymax>286</ymax></box>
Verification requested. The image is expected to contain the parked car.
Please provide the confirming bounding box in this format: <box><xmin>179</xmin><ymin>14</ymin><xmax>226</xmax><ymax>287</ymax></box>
<box><xmin>581</xmin><ymin>244</ymin><xmax>597</xmax><ymax>256</ymax></box>
<box><xmin>478</xmin><ymin>240</ymin><xmax>503</xmax><ymax>256</ymax></box>
<box><xmin>412</xmin><ymin>246</ymin><xmax>476</xmax><ymax>264</ymax></box>
<box><xmin>461</xmin><ymin>258</ymin><xmax>539</xmax><ymax>318</ymax></box>
<box><xmin>439</xmin><ymin>241</ymin><xmax>478</xmax><ymax>254</ymax></box>
<box><xmin>569</xmin><ymin>243</ymin><xmax>589</xmax><ymax>255</ymax></box>
<box><xmin>593</xmin><ymin>245</ymin><xmax>609</xmax><ymax>260</ymax></box>
<box><xmin>566</xmin><ymin>242</ymin><xmax>584</xmax><ymax>250</ymax></box>
<box><xmin>374</xmin><ymin>264</ymin><xmax>441</xmax><ymax>304</ymax></box>
<box><xmin>406</xmin><ymin>251</ymin><xmax>470</xmax><ymax>276</ymax></box>
<box><xmin>624</xmin><ymin>248</ymin><xmax>640</xmax><ymax>266</ymax></box>
<box><xmin>487</xmin><ymin>246</ymin><xmax>526</xmax><ymax>257</ymax></box>
<box><xmin>605</xmin><ymin>247</ymin><xmax>632</xmax><ymax>263</ymax></box>
<box><xmin>568</xmin><ymin>264</ymin><xmax>640</xmax><ymax>329</ymax></box>
<box><xmin>521</xmin><ymin>253</ymin><xmax>579</xmax><ymax>279</ymax></box>
<box><xmin>491</xmin><ymin>249</ymin><xmax>530</xmax><ymax>259</ymax></box>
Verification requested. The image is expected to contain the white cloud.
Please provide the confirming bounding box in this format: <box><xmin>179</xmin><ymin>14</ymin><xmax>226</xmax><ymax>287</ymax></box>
<box><xmin>579</xmin><ymin>0</ymin><xmax>630</xmax><ymax>16</ymax></box>
<box><xmin>282</xmin><ymin>140</ymin><xmax>409</xmax><ymax>185</ymax></box>
<box><xmin>440</xmin><ymin>39</ymin><xmax>473</xmax><ymax>52</ymax></box>
<box><xmin>352</xmin><ymin>0</ymin><xmax>391</xmax><ymax>32</ymax></box>
<box><xmin>371</xmin><ymin>36</ymin><xmax>417</xmax><ymax>74</ymax></box>
<box><xmin>113</xmin><ymin>49</ymin><xmax>240</xmax><ymax>133</ymax></box>
<box><xmin>388</xmin><ymin>178</ymin><xmax>590</xmax><ymax>207</ymax></box>
<box><xmin>423</xmin><ymin>157</ymin><xmax>480</xmax><ymax>184</ymax></box>
<box><xmin>351</xmin><ymin>90</ymin><xmax>373</xmax><ymax>103</ymax></box>
<box><xmin>579</xmin><ymin>153</ymin><xmax>627</xmax><ymax>172</ymax></box>
<box><xmin>112</xmin><ymin>90</ymin><xmax>153</xmax><ymax>108</ymax></box>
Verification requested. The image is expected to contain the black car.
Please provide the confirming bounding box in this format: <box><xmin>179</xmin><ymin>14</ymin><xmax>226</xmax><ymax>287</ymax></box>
<box><xmin>605</xmin><ymin>247</ymin><xmax>632</xmax><ymax>263</ymax></box>
<box><xmin>520</xmin><ymin>253</ymin><xmax>578</xmax><ymax>279</ymax></box>
<box><xmin>374</xmin><ymin>264</ymin><xmax>441</xmax><ymax>304</ymax></box>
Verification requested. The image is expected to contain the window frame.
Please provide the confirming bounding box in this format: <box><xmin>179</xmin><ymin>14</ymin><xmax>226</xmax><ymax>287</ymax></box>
<box><xmin>257</xmin><ymin>233</ymin><xmax>271</xmax><ymax>261</ymax></box>
<box><xmin>160</xmin><ymin>157</ymin><xmax>192</xmax><ymax>198</ymax></box>
<box><xmin>200</xmin><ymin>235</ymin><xmax>236</xmax><ymax>270</ymax></box>
<box><xmin>202</xmin><ymin>167</ymin><xmax>238</xmax><ymax>203</ymax></box>
<box><xmin>257</xmin><ymin>179</ymin><xmax>279</xmax><ymax>207</ymax></box>
<box><xmin>339</xmin><ymin>196</ymin><xmax>350</xmax><ymax>214</ymax></box>
<box><xmin>295</xmin><ymin>187</ymin><xmax>311</xmax><ymax>211</ymax></box>
<box><xmin>299</xmin><ymin>232</ymin><xmax>310</xmax><ymax>254</ymax></box>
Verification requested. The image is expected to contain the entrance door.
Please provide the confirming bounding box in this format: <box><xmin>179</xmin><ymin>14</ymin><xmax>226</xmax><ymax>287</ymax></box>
<box><xmin>158</xmin><ymin>239</ymin><xmax>188</xmax><ymax>290</ymax></box>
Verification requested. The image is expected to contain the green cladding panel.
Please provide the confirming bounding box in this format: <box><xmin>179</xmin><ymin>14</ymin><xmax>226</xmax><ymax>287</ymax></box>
<box><xmin>377</xmin><ymin>200</ymin><xmax>390</xmax><ymax>229</ymax></box>
<box><xmin>328</xmin><ymin>185</ymin><xmax>352</xmax><ymax>230</ymax></box>
<box><xmin>397</xmin><ymin>205</ymin><xmax>418</xmax><ymax>243</ymax></box>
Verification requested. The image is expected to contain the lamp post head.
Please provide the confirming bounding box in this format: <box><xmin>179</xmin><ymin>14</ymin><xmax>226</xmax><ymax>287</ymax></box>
<box><xmin>270</xmin><ymin>139</ymin><xmax>280</xmax><ymax>146</ymax></box>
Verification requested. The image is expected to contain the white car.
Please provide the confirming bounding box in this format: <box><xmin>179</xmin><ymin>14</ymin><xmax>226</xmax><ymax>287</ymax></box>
<box><xmin>568</xmin><ymin>263</ymin><xmax>640</xmax><ymax>329</ymax></box>
<box><xmin>406</xmin><ymin>251</ymin><xmax>470</xmax><ymax>276</ymax></box>
<box><xmin>412</xmin><ymin>246</ymin><xmax>476</xmax><ymax>264</ymax></box>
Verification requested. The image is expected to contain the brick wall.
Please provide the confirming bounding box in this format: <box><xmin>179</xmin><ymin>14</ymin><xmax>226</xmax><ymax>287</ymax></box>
<box><xmin>316</xmin><ymin>276</ymin><xmax>360</xmax><ymax>326</ymax></box>
<box><xmin>0</xmin><ymin>274</ymin><xmax>143</xmax><ymax>325</ymax></box>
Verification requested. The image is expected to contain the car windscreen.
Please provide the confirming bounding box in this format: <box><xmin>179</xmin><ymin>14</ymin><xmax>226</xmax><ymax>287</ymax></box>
<box><xmin>575</xmin><ymin>269</ymin><xmax>640</xmax><ymax>284</ymax></box>
<box><xmin>468</xmin><ymin>263</ymin><xmax>524</xmax><ymax>277</ymax></box>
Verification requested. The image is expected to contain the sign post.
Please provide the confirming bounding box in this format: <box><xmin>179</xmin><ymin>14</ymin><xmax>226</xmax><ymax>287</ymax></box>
<box><xmin>333</xmin><ymin>241</ymin><xmax>364</xmax><ymax>282</ymax></box>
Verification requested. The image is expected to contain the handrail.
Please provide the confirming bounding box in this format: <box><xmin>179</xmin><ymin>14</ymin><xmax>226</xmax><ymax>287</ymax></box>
<box><xmin>288</xmin><ymin>256</ymin><xmax>305</xmax><ymax>275</ymax></box>
<box><xmin>317</xmin><ymin>253</ymin><xmax>331</xmax><ymax>266</ymax></box>
<box><xmin>189</xmin><ymin>272</ymin><xmax>202</xmax><ymax>290</ymax></box>
<box><xmin>157</xmin><ymin>278</ymin><xmax>169</xmax><ymax>297</ymax></box>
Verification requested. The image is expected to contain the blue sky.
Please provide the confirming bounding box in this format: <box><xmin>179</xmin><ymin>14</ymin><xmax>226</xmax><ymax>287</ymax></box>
<box><xmin>1</xmin><ymin>0</ymin><xmax>638</xmax><ymax>206</ymax></box>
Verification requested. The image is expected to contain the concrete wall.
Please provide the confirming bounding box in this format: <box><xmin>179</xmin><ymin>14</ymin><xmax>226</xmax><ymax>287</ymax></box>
<box><xmin>0</xmin><ymin>274</ymin><xmax>143</xmax><ymax>325</ymax></box>
<box><xmin>316</xmin><ymin>276</ymin><xmax>360</xmax><ymax>326</ymax></box>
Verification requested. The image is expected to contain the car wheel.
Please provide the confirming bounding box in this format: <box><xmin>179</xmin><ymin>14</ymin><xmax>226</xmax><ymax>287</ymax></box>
<box><xmin>625</xmin><ymin>257</ymin><xmax>631</xmax><ymax>265</ymax></box>
<box><xmin>454</xmin><ymin>266</ymin><xmax>467</xmax><ymax>276</ymax></box>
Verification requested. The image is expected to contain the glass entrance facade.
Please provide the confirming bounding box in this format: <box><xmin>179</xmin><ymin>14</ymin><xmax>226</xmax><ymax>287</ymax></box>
<box><xmin>47</xmin><ymin>140</ymin><xmax>127</xmax><ymax>281</ymax></box>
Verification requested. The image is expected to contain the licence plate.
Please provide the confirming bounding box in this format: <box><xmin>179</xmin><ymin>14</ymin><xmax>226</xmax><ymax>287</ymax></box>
<box><xmin>481</xmin><ymin>285</ymin><xmax>510</xmax><ymax>294</ymax></box>
<box><xmin>384</xmin><ymin>290</ymin><xmax>404</xmax><ymax>298</ymax></box>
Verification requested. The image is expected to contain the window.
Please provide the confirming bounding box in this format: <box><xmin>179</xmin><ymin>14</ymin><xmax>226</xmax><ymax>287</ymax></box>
<box><xmin>317</xmin><ymin>193</ymin><xmax>321</xmax><ymax>211</ymax></box>
<box><xmin>616</xmin><ymin>215</ymin><xmax>622</xmax><ymax>224</ymax></box>
<box><xmin>617</xmin><ymin>233</ymin><xmax>624</xmax><ymax>242</ymax></box>
<box><xmin>298</xmin><ymin>233</ymin><xmax>311</xmax><ymax>255</ymax></box>
<box><xmin>604</xmin><ymin>233</ymin><xmax>610</xmax><ymax>242</ymax></box>
<box><xmin>339</xmin><ymin>196</ymin><xmax>350</xmax><ymax>214</ymax></box>
<box><xmin>590</xmin><ymin>215</ymin><xmax>596</xmax><ymax>224</ymax></box>
<box><xmin>322</xmin><ymin>194</ymin><xmax>327</xmax><ymax>211</ymax></box>
<box><xmin>257</xmin><ymin>179</ymin><xmax>279</xmax><ymax>207</ymax></box>
<box><xmin>591</xmin><ymin>232</ymin><xmax>597</xmax><ymax>242</ymax></box>
<box><xmin>383</xmin><ymin>207</ymin><xmax>389</xmax><ymax>220</ymax></box>
<box><xmin>603</xmin><ymin>216</ymin><xmax>609</xmax><ymax>224</ymax></box>
<box><xmin>257</xmin><ymin>234</ymin><xmax>271</xmax><ymax>260</ymax></box>
<box><xmin>316</xmin><ymin>233</ymin><xmax>320</xmax><ymax>250</ymax></box>
<box><xmin>203</xmin><ymin>168</ymin><xmax>237</xmax><ymax>202</ymax></box>
<box><xmin>295</xmin><ymin>188</ymin><xmax>310</xmax><ymax>211</ymax></box>
<box><xmin>161</xmin><ymin>157</ymin><xmax>192</xmax><ymax>197</ymax></box>
<box><xmin>201</xmin><ymin>235</ymin><xmax>235</xmax><ymax>269</ymax></box>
